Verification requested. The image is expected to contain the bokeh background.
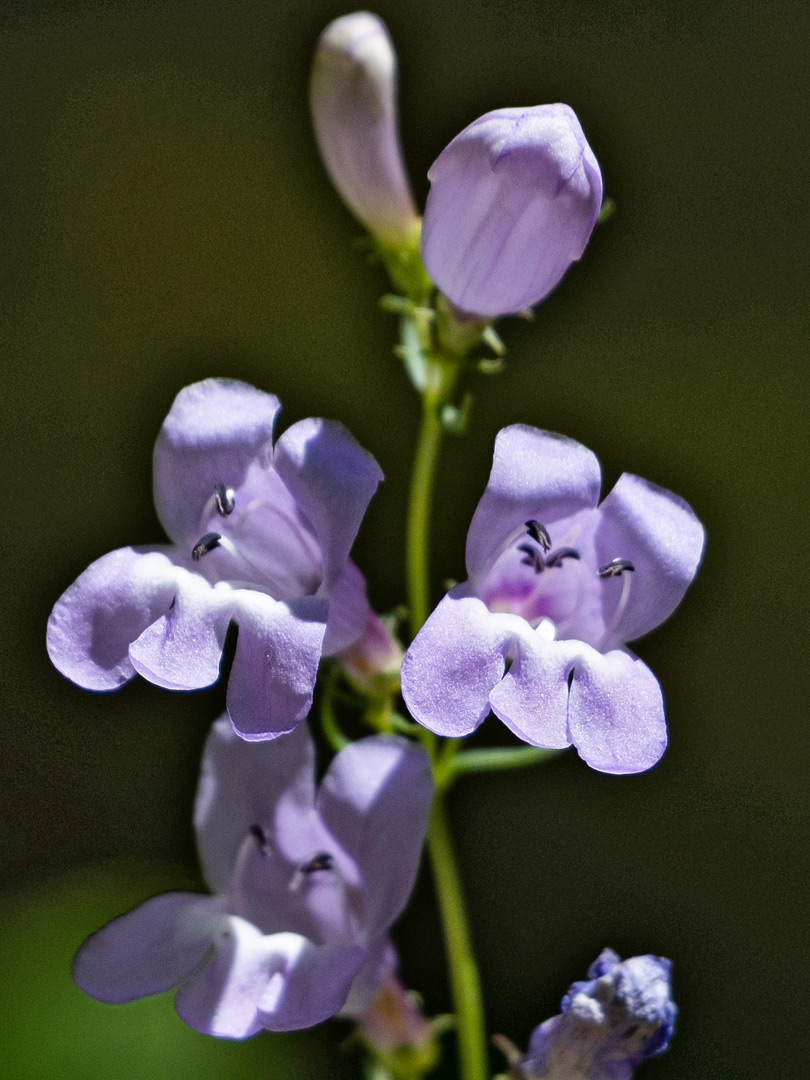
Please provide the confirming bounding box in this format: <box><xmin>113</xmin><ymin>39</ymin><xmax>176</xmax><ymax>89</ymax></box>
<box><xmin>2</xmin><ymin>1</ymin><xmax>808</xmax><ymax>1077</ymax></box>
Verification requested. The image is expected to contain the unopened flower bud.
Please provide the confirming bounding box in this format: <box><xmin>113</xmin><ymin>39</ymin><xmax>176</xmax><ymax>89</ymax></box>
<box><xmin>357</xmin><ymin>975</ymin><xmax>433</xmax><ymax>1056</ymax></box>
<box><xmin>310</xmin><ymin>12</ymin><xmax>419</xmax><ymax>245</ymax></box>
<box><xmin>339</xmin><ymin>608</ymin><xmax>404</xmax><ymax>698</ymax></box>
<box><xmin>421</xmin><ymin>104</ymin><xmax>603</xmax><ymax>318</ymax></box>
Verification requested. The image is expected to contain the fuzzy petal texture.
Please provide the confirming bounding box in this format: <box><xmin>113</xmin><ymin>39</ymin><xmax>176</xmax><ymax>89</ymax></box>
<box><xmin>194</xmin><ymin>718</ymin><xmax>315</xmax><ymax>894</ymax></box>
<box><xmin>568</xmin><ymin>649</ymin><xmax>666</xmax><ymax>774</ymax></box>
<box><xmin>72</xmin><ymin>892</ymin><xmax>216</xmax><ymax>1003</ymax></box>
<box><xmin>401</xmin><ymin>587</ymin><xmax>521</xmax><ymax>736</ymax></box>
<box><xmin>173</xmin><ymin>921</ymin><xmax>358</xmax><ymax>1038</ymax></box>
<box><xmin>129</xmin><ymin>572</ymin><xmax>231</xmax><ymax>690</ymax></box>
<box><xmin>466</xmin><ymin>426</ymin><xmax>601</xmax><ymax>580</ymax></box>
<box><xmin>422</xmin><ymin>104</ymin><xmax>602</xmax><ymax>318</ymax></box>
<box><xmin>226</xmin><ymin>592</ymin><xmax>328</xmax><ymax>740</ymax></box>
<box><xmin>47</xmin><ymin>546</ymin><xmax>181</xmax><ymax>691</ymax></box>
<box><xmin>273</xmin><ymin>418</ymin><xmax>383</xmax><ymax>592</ymax></box>
<box><xmin>153</xmin><ymin>379</ymin><xmax>281</xmax><ymax>544</ymax></box>
<box><xmin>523</xmin><ymin>950</ymin><xmax>677</xmax><ymax>1080</ymax></box>
<box><xmin>318</xmin><ymin>737</ymin><xmax>433</xmax><ymax>939</ymax></box>
<box><xmin>489</xmin><ymin>633</ymin><xmax>581</xmax><ymax>749</ymax></box>
<box><xmin>595</xmin><ymin>472</ymin><xmax>705</xmax><ymax>646</ymax></box>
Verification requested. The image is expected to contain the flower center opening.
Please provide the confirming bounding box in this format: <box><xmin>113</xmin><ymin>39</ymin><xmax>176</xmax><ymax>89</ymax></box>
<box><xmin>479</xmin><ymin>518</ymin><xmax>635</xmax><ymax>651</ymax></box>
<box><xmin>229</xmin><ymin>824</ymin><xmax>358</xmax><ymax>946</ymax></box>
<box><xmin>189</xmin><ymin>473</ymin><xmax>324</xmax><ymax>601</ymax></box>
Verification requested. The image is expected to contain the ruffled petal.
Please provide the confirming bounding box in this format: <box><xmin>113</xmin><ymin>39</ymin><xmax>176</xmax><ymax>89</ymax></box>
<box><xmin>72</xmin><ymin>892</ymin><xmax>215</xmax><ymax>1003</ymax></box>
<box><xmin>318</xmin><ymin>736</ymin><xmax>433</xmax><ymax>939</ymax></box>
<box><xmin>568</xmin><ymin>649</ymin><xmax>666</xmax><ymax>774</ymax></box>
<box><xmin>153</xmin><ymin>379</ymin><xmax>281</xmax><ymax>544</ymax></box>
<box><xmin>595</xmin><ymin>473</ymin><xmax>704</xmax><ymax>646</ymax></box>
<box><xmin>489</xmin><ymin>633</ymin><xmax>580</xmax><ymax>749</ymax></box>
<box><xmin>401</xmin><ymin>587</ymin><xmax>521</xmax><ymax>737</ymax></box>
<box><xmin>257</xmin><ymin>936</ymin><xmax>366</xmax><ymax>1032</ymax></box>
<box><xmin>47</xmin><ymin>546</ymin><xmax>181</xmax><ymax>691</ymax></box>
<box><xmin>174</xmin><ymin>920</ymin><xmax>364</xmax><ymax>1036</ymax></box>
<box><xmin>173</xmin><ymin>921</ymin><xmax>299</xmax><ymax>1038</ymax></box>
<box><xmin>273</xmin><ymin>418</ymin><xmax>383</xmax><ymax>591</ymax></box>
<box><xmin>466</xmin><ymin>426</ymin><xmax>601</xmax><ymax>581</ymax></box>
<box><xmin>128</xmin><ymin>572</ymin><xmax>231</xmax><ymax>690</ymax></box>
<box><xmin>322</xmin><ymin>559</ymin><xmax>371</xmax><ymax>656</ymax></box>
<box><xmin>226</xmin><ymin>591</ymin><xmax>328</xmax><ymax>740</ymax></box>
<box><xmin>194</xmin><ymin>716</ymin><xmax>316</xmax><ymax>894</ymax></box>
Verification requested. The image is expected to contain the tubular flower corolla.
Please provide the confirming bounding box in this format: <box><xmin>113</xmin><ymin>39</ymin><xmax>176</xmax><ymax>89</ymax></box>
<box><xmin>47</xmin><ymin>378</ymin><xmax>383</xmax><ymax>740</ymax></box>
<box><xmin>72</xmin><ymin>717</ymin><xmax>433</xmax><ymax>1037</ymax></box>
<box><xmin>401</xmin><ymin>426</ymin><xmax>704</xmax><ymax>773</ymax></box>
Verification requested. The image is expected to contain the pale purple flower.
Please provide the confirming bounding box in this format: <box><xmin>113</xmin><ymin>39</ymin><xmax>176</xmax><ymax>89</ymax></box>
<box><xmin>72</xmin><ymin>717</ymin><xmax>433</xmax><ymax>1037</ymax></box>
<box><xmin>47</xmin><ymin>378</ymin><xmax>382</xmax><ymax>740</ymax></box>
<box><xmin>421</xmin><ymin>105</ymin><xmax>603</xmax><ymax>318</ymax></box>
<box><xmin>401</xmin><ymin>426</ymin><xmax>704</xmax><ymax>773</ymax></box>
<box><xmin>310</xmin><ymin>12</ymin><xmax>419</xmax><ymax>245</ymax></box>
<box><xmin>520</xmin><ymin>949</ymin><xmax>677</xmax><ymax>1080</ymax></box>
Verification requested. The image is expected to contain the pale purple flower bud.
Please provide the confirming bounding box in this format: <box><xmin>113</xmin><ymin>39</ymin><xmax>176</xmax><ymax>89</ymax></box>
<box><xmin>421</xmin><ymin>105</ymin><xmax>603</xmax><ymax>318</ymax></box>
<box><xmin>338</xmin><ymin>607</ymin><xmax>404</xmax><ymax>697</ymax></box>
<box><xmin>356</xmin><ymin>974</ymin><xmax>433</xmax><ymax>1055</ymax></box>
<box><xmin>71</xmin><ymin>717</ymin><xmax>434</xmax><ymax>1037</ymax></box>
<box><xmin>520</xmin><ymin>949</ymin><xmax>677</xmax><ymax>1080</ymax></box>
<box><xmin>402</xmin><ymin>426</ymin><xmax>704</xmax><ymax>774</ymax></box>
<box><xmin>310</xmin><ymin>12</ymin><xmax>419</xmax><ymax>244</ymax></box>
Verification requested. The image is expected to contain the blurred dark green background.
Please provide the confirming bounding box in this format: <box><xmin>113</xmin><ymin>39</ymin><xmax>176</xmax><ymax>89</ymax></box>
<box><xmin>2</xmin><ymin>1</ymin><xmax>808</xmax><ymax>1077</ymax></box>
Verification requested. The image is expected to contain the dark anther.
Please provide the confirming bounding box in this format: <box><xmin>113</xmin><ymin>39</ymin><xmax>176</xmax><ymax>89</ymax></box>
<box><xmin>192</xmin><ymin>532</ymin><xmax>222</xmax><ymax>561</ymax></box>
<box><xmin>621</xmin><ymin>1025</ymin><xmax>639</xmax><ymax>1040</ymax></box>
<box><xmin>545</xmin><ymin>547</ymin><xmax>581</xmax><ymax>568</ymax></box>
<box><xmin>214</xmin><ymin>482</ymin><xmax>235</xmax><ymax>517</ymax></box>
<box><xmin>518</xmin><ymin>543</ymin><xmax>545</xmax><ymax>573</ymax></box>
<box><xmin>597</xmin><ymin>558</ymin><xmax>635</xmax><ymax>578</ymax></box>
<box><xmin>301</xmin><ymin>851</ymin><xmax>334</xmax><ymax>874</ymax></box>
<box><xmin>525</xmin><ymin>519</ymin><xmax>552</xmax><ymax>551</ymax></box>
<box><xmin>250</xmin><ymin>823</ymin><xmax>270</xmax><ymax>854</ymax></box>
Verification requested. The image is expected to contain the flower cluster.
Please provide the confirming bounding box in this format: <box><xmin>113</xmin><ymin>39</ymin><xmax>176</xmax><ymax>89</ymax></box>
<box><xmin>311</xmin><ymin>12</ymin><xmax>603</xmax><ymax>319</ymax></box>
<box><xmin>46</xmin><ymin>9</ymin><xmax>703</xmax><ymax>1077</ymax></box>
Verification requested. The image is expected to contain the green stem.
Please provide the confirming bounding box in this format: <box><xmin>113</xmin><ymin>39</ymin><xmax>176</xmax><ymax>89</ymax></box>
<box><xmin>320</xmin><ymin>667</ymin><xmax>350</xmax><ymax>752</ymax></box>
<box><xmin>403</xmin><ymin>350</ymin><xmax>485</xmax><ymax>1079</ymax></box>
<box><xmin>406</xmin><ymin>395</ymin><xmax>443</xmax><ymax>637</ymax></box>
<box><xmin>451</xmin><ymin>746</ymin><xmax>563</xmax><ymax>778</ymax></box>
<box><xmin>427</xmin><ymin>795</ymin><xmax>488</xmax><ymax>1080</ymax></box>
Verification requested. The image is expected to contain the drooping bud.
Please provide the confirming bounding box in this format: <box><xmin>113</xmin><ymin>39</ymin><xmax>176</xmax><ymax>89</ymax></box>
<box><xmin>310</xmin><ymin>12</ymin><xmax>419</xmax><ymax>245</ymax></box>
<box><xmin>421</xmin><ymin>104</ymin><xmax>603</xmax><ymax>318</ymax></box>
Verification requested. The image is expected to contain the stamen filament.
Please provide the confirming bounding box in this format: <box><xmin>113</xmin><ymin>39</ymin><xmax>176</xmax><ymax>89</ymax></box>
<box><xmin>599</xmin><ymin>569</ymin><xmax>634</xmax><ymax>651</ymax></box>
